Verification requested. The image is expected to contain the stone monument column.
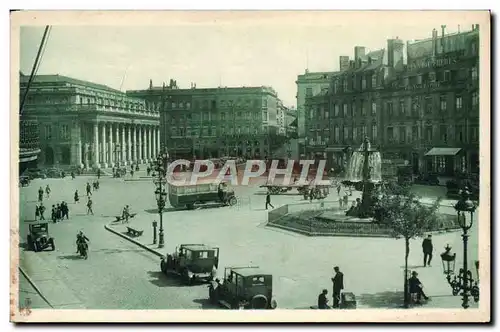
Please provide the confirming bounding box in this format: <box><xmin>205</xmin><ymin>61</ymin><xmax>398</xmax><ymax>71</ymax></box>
<box><xmin>93</xmin><ymin>122</ymin><xmax>100</xmax><ymax>169</ymax></box>
<box><xmin>101</xmin><ymin>122</ymin><xmax>108</xmax><ymax>168</ymax></box>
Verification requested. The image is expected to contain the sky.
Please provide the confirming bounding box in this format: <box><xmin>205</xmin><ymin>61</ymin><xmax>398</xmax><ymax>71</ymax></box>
<box><xmin>18</xmin><ymin>13</ymin><xmax>480</xmax><ymax>107</ymax></box>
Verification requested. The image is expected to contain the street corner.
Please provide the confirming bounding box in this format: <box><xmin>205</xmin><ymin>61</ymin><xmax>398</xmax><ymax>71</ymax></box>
<box><xmin>104</xmin><ymin>220</ymin><xmax>164</xmax><ymax>258</ymax></box>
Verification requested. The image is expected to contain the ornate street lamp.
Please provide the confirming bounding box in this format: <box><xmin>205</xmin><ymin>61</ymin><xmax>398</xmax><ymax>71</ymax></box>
<box><xmin>154</xmin><ymin>151</ymin><xmax>168</xmax><ymax>248</ymax></box>
<box><xmin>441</xmin><ymin>187</ymin><xmax>479</xmax><ymax>308</ymax></box>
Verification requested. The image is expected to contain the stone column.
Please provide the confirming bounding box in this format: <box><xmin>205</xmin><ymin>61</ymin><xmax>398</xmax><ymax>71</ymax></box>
<box><xmin>152</xmin><ymin>126</ymin><xmax>157</xmax><ymax>159</ymax></box>
<box><xmin>132</xmin><ymin>125</ymin><xmax>137</xmax><ymax>164</ymax></box>
<box><xmin>121</xmin><ymin>124</ymin><xmax>127</xmax><ymax>166</ymax></box>
<box><xmin>115</xmin><ymin>124</ymin><xmax>120</xmax><ymax>165</ymax></box>
<box><xmin>149</xmin><ymin>126</ymin><xmax>153</xmax><ymax>161</ymax></box>
<box><xmin>108</xmin><ymin>123</ymin><xmax>114</xmax><ymax>167</ymax></box>
<box><xmin>157</xmin><ymin>127</ymin><xmax>161</xmax><ymax>154</ymax></box>
<box><xmin>101</xmin><ymin>122</ymin><xmax>108</xmax><ymax>168</ymax></box>
<box><xmin>93</xmin><ymin>122</ymin><xmax>100</xmax><ymax>168</ymax></box>
<box><xmin>138</xmin><ymin>126</ymin><xmax>143</xmax><ymax>164</ymax></box>
<box><xmin>128</xmin><ymin>125</ymin><xmax>133</xmax><ymax>164</ymax></box>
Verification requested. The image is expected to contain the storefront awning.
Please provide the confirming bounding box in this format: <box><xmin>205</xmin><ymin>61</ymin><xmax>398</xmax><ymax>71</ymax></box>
<box><xmin>425</xmin><ymin>148</ymin><xmax>462</xmax><ymax>156</ymax></box>
<box><xmin>325</xmin><ymin>147</ymin><xmax>346</xmax><ymax>152</ymax></box>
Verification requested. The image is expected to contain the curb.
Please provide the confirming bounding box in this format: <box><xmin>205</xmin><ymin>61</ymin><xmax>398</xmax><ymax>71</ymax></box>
<box><xmin>104</xmin><ymin>223</ymin><xmax>163</xmax><ymax>258</ymax></box>
<box><xmin>18</xmin><ymin>266</ymin><xmax>54</xmax><ymax>309</ymax></box>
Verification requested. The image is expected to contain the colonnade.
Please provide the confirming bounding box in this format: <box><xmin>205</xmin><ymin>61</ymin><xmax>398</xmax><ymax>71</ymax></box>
<box><xmin>80</xmin><ymin>121</ymin><xmax>160</xmax><ymax>169</ymax></box>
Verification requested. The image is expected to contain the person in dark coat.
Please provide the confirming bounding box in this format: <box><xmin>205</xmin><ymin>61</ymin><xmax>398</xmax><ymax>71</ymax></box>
<box><xmin>34</xmin><ymin>204</ymin><xmax>40</xmax><ymax>221</ymax></box>
<box><xmin>86</xmin><ymin>182</ymin><xmax>92</xmax><ymax>197</ymax></box>
<box><xmin>317</xmin><ymin>289</ymin><xmax>330</xmax><ymax>309</ymax></box>
<box><xmin>422</xmin><ymin>234</ymin><xmax>433</xmax><ymax>267</ymax></box>
<box><xmin>87</xmin><ymin>198</ymin><xmax>94</xmax><ymax>215</ymax></box>
<box><xmin>97</xmin><ymin>169</ymin><xmax>101</xmax><ymax>179</ymax></box>
<box><xmin>38</xmin><ymin>187</ymin><xmax>44</xmax><ymax>202</ymax></box>
<box><xmin>74</xmin><ymin>190</ymin><xmax>80</xmax><ymax>203</ymax></box>
<box><xmin>38</xmin><ymin>203</ymin><xmax>46</xmax><ymax>220</ymax></box>
<box><xmin>408</xmin><ymin>271</ymin><xmax>429</xmax><ymax>303</ymax></box>
<box><xmin>55</xmin><ymin>204</ymin><xmax>62</xmax><ymax>222</ymax></box>
<box><xmin>61</xmin><ymin>201</ymin><xmax>69</xmax><ymax>219</ymax></box>
<box><xmin>51</xmin><ymin>205</ymin><xmax>57</xmax><ymax>223</ymax></box>
<box><xmin>265</xmin><ymin>192</ymin><xmax>274</xmax><ymax>210</ymax></box>
<box><xmin>331</xmin><ymin>266</ymin><xmax>344</xmax><ymax>308</ymax></box>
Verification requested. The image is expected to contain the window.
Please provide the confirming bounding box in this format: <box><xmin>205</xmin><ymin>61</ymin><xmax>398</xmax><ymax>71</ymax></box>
<box><xmin>440</xmin><ymin>96</ymin><xmax>447</xmax><ymax>112</ymax></box>
<box><xmin>372</xmin><ymin>124</ymin><xmax>378</xmax><ymax>140</ymax></box>
<box><xmin>472</xmin><ymin>91</ymin><xmax>479</xmax><ymax>107</ymax></box>
<box><xmin>399</xmin><ymin>99</ymin><xmax>406</xmax><ymax>116</ymax></box>
<box><xmin>429</xmin><ymin>72</ymin><xmax>436</xmax><ymax>82</ymax></box>
<box><xmin>333</xmin><ymin>80</ymin><xmax>339</xmax><ymax>93</ymax></box>
<box><xmin>343</xmin><ymin>104</ymin><xmax>348</xmax><ymax>117</ymax></box>
<box><xmin>437</xmin><ymin>156</ymin><xmax>446</xmax><ymax>172</ymax></box>
<box><xmin>262</xmin><ymin>99</ymin><xmax>268</xmax><ymax>108</ymax></box>
<box><xmin>387</xmin><ymin>101</ymin><xmax>393</xmax><ymax>117</ymax></box>
<box><xmin>425</xmin><ymin>125</ymin><xmax>433</xmax><ymax>141</ymax></box>
<box><xmin>220</xmin><ymin>112</ymin><xmax>225</xmax><ymax>121</ymax></box>
<box><xmin>371</xmin><ymin>73</ymin><xmax>377</xmax><ymax>88</ymax></box>
<box><xmin>456</xmin><ymin>125</ymin><xmax>464</xmax><ymax>142</ymax></box>
<box><xmin>425</xmin><ymin>97</ymin><xmax>433</xmax><ymax>114</ymax></box>
<box><xmin>334</xmin><ymin>104</ymin><xmax>339</xmax><ymax>116</ymax></box>
<box><xmin>172</xmin><ymin>101</ymin><xmax>177</xmax><ymax>108</ymax></box>
<box><xmin>361</xmin><ymin>77</ymin><xmax>367</xmax><ymax>90</ymax></box>
<box><xmin>237</xmin><ymin>111</ymin><xmax>242</xmax><ymax>118</ymax></box>
<box><xmin>306</xmin><ymin>88</ymin><xmax>313</xmax><ymax>97</ymax></box>
<box><xmin>203</xmin><ymin>112</ymin><xmax>209</xmax><ymax>121</ymax></box>
<box><xmin>440</xmin><ymin>125</ymin><xmax>447</xmax><ymax>143</ymax></box>
<box><xmin>44</xmin><ymin>125</ymin><xmax>52</xmax><ymax>139</ymax></box>
<box><xmin>171</xmin><ymin>127</ymin><xmax>177</xmax><ymax>136</ymax></box>
<box><xmin>403</xmin><ymin>77</ymin><xmax>409</xmax><ymax>87</ymax></box>
<box><xmin>179</xmin><ymin>102</ymin><xmax>184</xmax><ymax>109</ymax></box>
<box><xmin>472</xmin><ymin>126</ymin><xmax>479</xmax><ymax>142</ymax></box>
<box><xmin>186</xmin><ymin>102</ymin><xmax>191</xmax><ymax>109</ymax></box>
<box><xmin>411</xmin><ymin>98</ymin><xmax>419</xmax><ymax>116</ymax></box>
<box><xmin>334</xmin><ymin>126</ymin><xmax>339</xmax><ymax>142</ymax></box>
<box><xmin>371</xmin><ymin>102</ymin><xmax>377</xmax><ymax>115</ymax></box>
<box><xmin>342</xmin><ymin>79</ymin><xmax>348</xmax><ymax>92</ymax></box>
<box><xmin>353</xmin><ymin>127</ymin><xmax>357</xmax><ymax>141</ymax></box>
<box><xmin>387</xmin><ymin>127</ymin><xmax>394</xmax><ymax>141</ymax></box>
<box><xmin>412</xmin><ymin>125</ymin><xmax>418</xmax><ymax>141</ymax></box>
<box><xmin>471</xmin><ymin>42</ymin><xmax>477</xmax><ymax>55</ymax></box>
<box><xmin>245</xmin><ymin>111</ymin><xmax>251</xmax><ymax>119</ymax></box>
<box><xmin>60</xmin><ymin>124</ymin><xmax>69</xmax><ymax>140</ymax></box>
<box><xmin>361</xmin><ymin>101</ymin><xmax>366</xmax><ymax>116</ymax></box>
<box><xmin>343</xmin><ymin>126</ymin><xmax>348</xmax><ymax>140</ymax></box>
<box><xmin>443</xmin><ymin>70</ymin><xmax>451</xmax><ymax>82</ymax></box>
<box><xmin>262</xmin><ymin>110</ymin><xmax>268</xmax><ymax>121</ymax></box>
<box><xmin>417</xmin><ymin>75</ymin><xmax>423</xmax><ymax>85</ymax></box>
<box><xmin>400</xmin><ymin>127</ymin><xmax>406</xmax><ymax>143</ymax></box>
<box><xmin>361</xmin><ymin>125</ymin><xmax>367</xmax><ymax>138</ymax></box>
<box><xmin>471</xmin><ymin>66</ymin><xmax>478</xmax><ymax>81</ymax></box>
<box><xmin>456</xmin><ymin>96</ymin><xmax>463</xmax><ymax>111</ymax></box>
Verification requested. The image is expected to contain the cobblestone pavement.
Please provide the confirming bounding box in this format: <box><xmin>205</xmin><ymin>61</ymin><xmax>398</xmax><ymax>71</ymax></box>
<box><xmin>19</xmin><ymin>175</ymin><xmax>480</xmax><ymax>309</ymax></box>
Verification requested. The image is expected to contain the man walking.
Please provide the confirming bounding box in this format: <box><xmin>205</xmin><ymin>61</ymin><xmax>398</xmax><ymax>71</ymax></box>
<box><xmin>86</xmin><ymin>182</ymin><xmax>92</xmax><ymax>197</ymax></box>
<box><xmin>87</xmin><ymin>198</ymin><xmax>94</xmax><ymax>215</ymax></box>
<box><xmin>38</xmin><ymin>203</ymin><xmax>46</xmax><ymax>220</ymax></box>
<box><xmin>422</xmin><ymin>234</ymin><xmax>433</xmax><ymax>267</ymax></box>
<box><xmin>265</xmin><ymin>192</ymin><xmax>274</xmax><ymax>210</ymax></box>
<box><xmin>38</xmin><ymin>187</ymin><xmax>44</xmax><ymax>203</ymax></box>
<box><xmin>45</xmin><ymin>184</ymin><xmax>51</xmax><ymax>198</ymax></box>
<box><xmin>331</xmin><ymin>266</ymin><xmax>344</xmax><ymax>308</ymax></box>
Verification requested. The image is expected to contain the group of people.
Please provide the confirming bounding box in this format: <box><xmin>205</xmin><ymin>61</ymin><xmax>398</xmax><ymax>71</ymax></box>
<box><xmin>336</xmin><ymin>183</ymin><xmax>353</xmax><ymax>210</ymax></box>
<box><xmin>317</xmin><ymin>266</ymin><xmax>345</xmax><ymax>309</ymax></box>
<box><xmin>38</xmin><ymin>185</ymin><xmax>51</xmax><ymax>202</ymax></box>
<box><xmin>50</xmin><ymin>202</ymin><xmax>69</xmax><ymax>223</ymax></box>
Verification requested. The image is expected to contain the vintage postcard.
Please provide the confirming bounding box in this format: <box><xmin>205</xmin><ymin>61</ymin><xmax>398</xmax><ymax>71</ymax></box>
<box><xmin>10</xmin><ymin>10</ymin><xmax>490</xmax><ymax>323</ymax></box>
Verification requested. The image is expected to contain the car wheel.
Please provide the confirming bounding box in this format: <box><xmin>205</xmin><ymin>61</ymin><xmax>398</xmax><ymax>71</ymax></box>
<box><xmin>182</xmin><ymin>269</ymin><xmax>191</xmax><ymax>285</ymax></box>
<box><xmin>49</xmin><ymin>239</ymin><xmax>55</xmax><ymax>251</ymax></box>
<box><xmin>229</xmin><ymin>196</ymin><xmax>237</xmax><ymax>206</ymax></box>
<box><xmin>186</xmin><ymin>204</ymin><xmax>194</xmax><ymax>210</ymax></box>
<box><xmin>251</xmin><ymin>295</ymin><xmax>268</xmax><ymax>309</ymax></box>
<box><xmin>160</xmin><ymin>260</ymin><xmax>167</xmax><ymax>274</ymax></box>
<box><xmin>33</xmin><ymin>241</ymin><xmax>39</xmax><ymax>252</ymax></box>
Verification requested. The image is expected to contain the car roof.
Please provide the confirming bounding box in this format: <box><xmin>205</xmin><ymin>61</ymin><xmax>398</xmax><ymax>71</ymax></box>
<box><xmin>29</xmin><ymin>222</ymin><xmax>49</xmax><ymax>228</ymax></box>
<box><xmin>229</xmin><ymin>266</ymin><xmax>270</xmax><ymax>277</ymax></box>
<box><xmin>181</xmin><ymin>244</ymin><xmax>217</xmax><ymax>251</ymax></box>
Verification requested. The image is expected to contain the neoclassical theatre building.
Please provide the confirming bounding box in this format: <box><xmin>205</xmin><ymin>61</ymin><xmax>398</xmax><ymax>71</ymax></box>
<box><xmin>20</xmin><ymin>74</ymin><xmax>160</xmax><ymax>169</ymax></box>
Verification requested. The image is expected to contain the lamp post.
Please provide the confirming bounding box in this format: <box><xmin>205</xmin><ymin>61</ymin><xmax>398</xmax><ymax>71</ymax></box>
<box><xmin>154</xmin><ymin>152</ymin><xmax>168</xmax><ymax>248</ymax></box>
<box><xmin>441</xmin><ymin>187</ymin><xmax>479</xmax><ymax>308</ymax></box>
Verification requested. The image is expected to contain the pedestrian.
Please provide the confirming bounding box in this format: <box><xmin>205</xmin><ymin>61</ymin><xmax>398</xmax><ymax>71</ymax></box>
<box><xmin>96</xmin><ymin>180</ymin><xmax>100</xmax><ymax>190</ymax></box>
<box><xmin>86</xmin><ymin>182</ymin><xmax>92</xmax><ymax>197</ymax></box>
<box><xmin>34</xmin><ymin>204</ymin><xmax>40</xmax><ymax>221</ymax></box>
<box><xmin>317</xmin><ymin>289</ymin><xmax>330</xmax><ymax>309</ymax></box>
<box><xmin>74</xmin><ymin>190</ymin><xmax>80</xmax><ymax>203</ymax></box>
<box><xmin>97</xmin><ymin>169</ymin><xmax>101</xmax><ymax>180</ymax></box>
<box><xmin>39</xmin><ymin>203</ymin><xmax>46</xmax><ymax>220</ymax></box>
<box><xmin>61</xmin><ymin>201</ymin><xmax>69</xmax><ymax>219</ymax></box>
<box><xmin>38</xmin><ymin>187</ymin><xmax>44</xmax><ymax>202</ymax></box>
<box><xmin>51</xmin><ymin>205</ymin><xmax>57</xmax><ymax>223</ymax></box>
<box><xmin>331</xmin><ymin>266</ymin><xmax>344</xmax><ymax>308</ymax></box>
<box><xmin>337</xmin><ymin>184</ymin><xmax>341</xmax><ymax>196</ymax></box>
<box><xmin>71</xmin><ymin>171</ymin><xmax>75</xmax><ymax>180</ymax></box>
<box><xmin>45</xmin><ymin>185</ymin><xmax>51</xmax><ymax>198</ymax></box>
<box><xmin>408</xmin><ymin>271</ymin><xmax>429</xmax><ymax>304</ymax></box>
<box><xmin>265</xmin><ymin>192</ymin><xmax>274</xmax><ymax>210</ymax></box>
<box><xmin>56</xmin><ymin>204</ymin><xmax>62</xmax><ymax>222</ymax></box>
<box><xmin>338</xmin><ymin>195</ymin><xmax>344</xmax><ymax>209</ymax></box>
<box><xmin>122</xmin><ymin>205</ymin><xmax>130</xmax><ymax>223</ymax></box>
<box><xmin>130</xmin><ymin>169</ymin><xmax>134</xmax><ymax>177</ymax></box>
<box><xmin>87</xmin><ymin>198</ymin><xmax>94</xmax><ymax>215</ymax></box>
<box><xmin>343</xmin><ymin>192</ymin><xmax>349</xmax><ymax>208</ymax></box>
<box><xmin>422</xmin><ymin>234</ymin><xmax>433</xmax><ymax>267</ymax></box>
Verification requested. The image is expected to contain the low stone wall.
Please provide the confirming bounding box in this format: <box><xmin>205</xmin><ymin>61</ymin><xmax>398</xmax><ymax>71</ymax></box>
<box><xmin>267</xmin><ymin>203</ymin><xmax>461</xmax><ymax>237</ymax></box>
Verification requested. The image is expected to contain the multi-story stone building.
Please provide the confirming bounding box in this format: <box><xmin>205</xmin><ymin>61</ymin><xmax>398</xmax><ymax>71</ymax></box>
<box><xmin>127</xmin><ymin>81</ymin><xmax>285</xmax><ymax>159</ymax></box>
<box><xmin>304</xmin><ymin>25</ymin><xmax>480</xmax><ymax>177</ymax></box>
<box><xmin>382</xmin><ymin>25</ymin><xmax>480</xmax><ymax>176</ymax></box>
<box><xmin>20</xmin><ymin>74</ymin><xmax>161</xmax><ymax>169</ymax></box>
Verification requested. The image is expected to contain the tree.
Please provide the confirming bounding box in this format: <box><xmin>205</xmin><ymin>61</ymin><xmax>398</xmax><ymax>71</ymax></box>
<box><xmin>374</xmin><ymin>183</ymin><xmax>441</xmax><ymax>308</ymax></box>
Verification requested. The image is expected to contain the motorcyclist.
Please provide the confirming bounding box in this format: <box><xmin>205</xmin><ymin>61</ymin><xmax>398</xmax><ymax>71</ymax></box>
<box><xmin>76</xmin><ymin>230</ymin><xmax>90</xmax><ymax>254</ymax></box>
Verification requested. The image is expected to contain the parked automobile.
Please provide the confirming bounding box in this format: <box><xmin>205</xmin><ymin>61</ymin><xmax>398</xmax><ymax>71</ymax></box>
<box><xmin>22</xmin><ymin>168</ymin><xmax>46</xmax><ymax>180</ymax></box>
<box><xmin>26</xmin><ymin>222</ymin><xmax>55</xmax><ymax>252</ymax></box>
<box><xmin>446</xmin><ymin>180</ymin><xmax>479</xmax><ymax>200</ymax></box>
<box><xmin>414</xmin><ymin>173</ymin><xmax>440</xmax><ymax>186</ymax></box>
<box><xmin>208</xmin><ymin>266</ymin><xmax>277</xmax><ymax>309</ymax></box>
<box><xmin>160</xmin><ymin>244</ymin><xmax>219</xmax><ymax>284</ymax></box>
<box><xmin>168</xmin><ymin>182</ymin><xmax>237</xmax><ymax>210</ymax></box>
<box><xmin>45</xmin><ymin>168</ymin><xmax>64</xmax><ymax>178</ymax></box>
<box><xmin>19</xmin><ymin>175</ymin><xmax>31</xmax><ymax>187</ymax></box>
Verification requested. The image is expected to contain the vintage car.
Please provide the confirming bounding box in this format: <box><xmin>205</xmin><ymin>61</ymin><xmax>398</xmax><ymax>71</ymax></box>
<box><xmin>45</xmin><ymin>168</ymin><xmax>64</xmax><ymax>178</ymax></box>
<box><xmin>22</xmin><ymin>168</ymin><xmax>46</xmax><ymax>180</ymax></box>
<box><xmin>160</xmin><ymin>244</ymin><xmax>219</xmax><ymax>284</ymax></box>
<box><xmin>26</xmin><ymin>222</ymin><xmax>55</xmax><ymax>252</ymax></box>
<box><xmin>19</xmin><ymin>175</ymin><xmax>31</xmax><ymax>187</ymax></box>
<box><xmin>168</xmin><ymin>182</ymin><xmax>237</xmax><ymax>210</ymax></box>
<box><xmin>208</xmin><ymin>266</ymin><xmax>277</xmax><ymax>310</ymax></box>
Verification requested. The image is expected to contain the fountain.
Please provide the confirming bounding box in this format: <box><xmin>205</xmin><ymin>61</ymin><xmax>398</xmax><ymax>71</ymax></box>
<box><xmin>343</xmin><ymin>136</ymin><xmax>382</xmax><ymax>218</ymax></box>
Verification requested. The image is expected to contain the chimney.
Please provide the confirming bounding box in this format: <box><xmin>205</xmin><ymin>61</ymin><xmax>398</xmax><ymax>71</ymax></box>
<box><xmin>354</xmin><ymin>46</ymin><xmax>366</xmax><ymax>68</ymax></box>
<box><xmin>387</xmin><ymin>38</ymin><xmax>404</xmax><ymax>68</ymax></box>
<box><xmin>432</xmin><ymin>28</ymin><xmax>438</xmax><ymax>56</ymax></box>
<box><xmin>441</xmin><ymin>25</ymin><xmax>446</xmax><ymax>53</ymax></box>
<box><xmin>475</xmin><ymin>24</ymin><xmax>479</xmax><ymax>30</ymax></box>
<box><xmin>339</xmin><ymin>56</ymin><xmax>350</xmax><ymax>71</ymax></box>
<box><xmin>149</xmin><ymin>79</ymin><xmax>153</xmax><ymax>89</ymax></box>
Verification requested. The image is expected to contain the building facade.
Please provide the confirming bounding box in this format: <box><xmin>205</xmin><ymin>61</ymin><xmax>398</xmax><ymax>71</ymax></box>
<box><xmin>304</xmin><ymin>25</ymin><xmax>480</xmax><ymax>177</ymax></box>
<box><xmin>128</xmin><ymin>81</ymin><xmax>287</xmax><ymax>160</ymax></box>
<box><xmin>20</xmin><ymin>75</ymin><xmax>161</xmax><ymax>170</ymax></box>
